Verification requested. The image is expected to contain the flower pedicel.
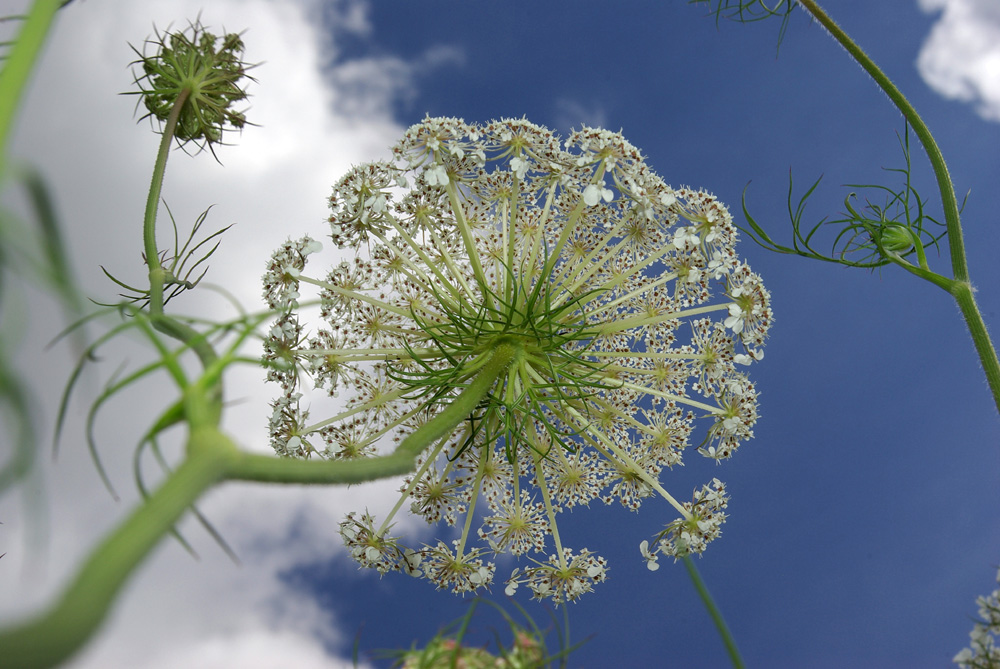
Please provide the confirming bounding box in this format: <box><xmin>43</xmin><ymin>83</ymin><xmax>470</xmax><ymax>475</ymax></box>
<box><xmin>262</xmin><ymin>116</ymin><xmax>771</xmax><ymax>603</ymax></box>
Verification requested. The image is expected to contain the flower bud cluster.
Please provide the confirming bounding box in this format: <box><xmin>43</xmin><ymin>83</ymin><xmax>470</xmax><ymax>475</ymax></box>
<box><xmin>262</xmin><ymin>116</ymin><xmax>772</xmax><ymax>601</ymax></box>
<box><xmin>130</xmin><ymin>21</ymin><xmax>254</xmax><ymax>149</ymax></box>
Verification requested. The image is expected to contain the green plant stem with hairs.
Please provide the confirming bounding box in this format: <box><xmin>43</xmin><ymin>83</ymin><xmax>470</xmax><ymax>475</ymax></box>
<box><xmin>0</xmin><ymin>407</ymin><xmax>235</xmax><ymax>668</ymax></box>
<box><xmin>693</xmin><ymin>0</ymin><xmax>1000</xmax><ymax>664</ymax></box>
<box><xmin>686</xmin><ymin>1</ymin><xmax>1000</xmax><ymax>666</ymax></box>
<box><xmin>793</xmin><ymin>0</ymin><xmax>1000</xmax><ymax>416</ymax></box>
<box><xmin>231</xmin><ymin>341</ymin><xmax>522</xmax><ymax>485</ymax></box>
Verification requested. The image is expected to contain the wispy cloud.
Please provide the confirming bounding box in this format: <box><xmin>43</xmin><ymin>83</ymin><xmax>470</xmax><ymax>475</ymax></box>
<box><xmin>327</xmin><ymin>44</ymin><xmax>464</xmax><ymax>117</ymax></box>
<box><xmin>551</xmin><ymin>98</ymin><xmax>609</xmax><ymax>134</ymax></box>
<box><xmin>917</xmin><ymin>0</ymin><xmax>1000</xmax><ymax>122</ymax></box>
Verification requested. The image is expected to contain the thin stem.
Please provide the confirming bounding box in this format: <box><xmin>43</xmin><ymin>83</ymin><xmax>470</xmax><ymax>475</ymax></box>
<box><xmin>297</xmin><ymin>275</ymin><xmax>421</xmax><ymax>320</ymax></box>
<box><xmin>454</xmin><ymin>470</ymin><xmax>483</xmax><ymax>557</ymax></box>
<box><xmin>554</xmin><ymin>402</ymin><xmax>692</xmax><ymax>519</ymax></box>
<box><xmin>445</xmin><ymin>180</ymin><xmax>491</xmax><ymax>304</ymax></box>
<box><xmin>143</xmin><ymin>88</ymin><xmax>191</xmax><ymax>315</ymax></box>
<box><xmin>616</xmin><ymin>378</ymin><xmax>722</xmax><ymax>414</ymax></box>
<box><xmin>533</xmin><ymin>455</ymin><xmax>568</xmax><ymax>570</ymax></box>
<box><xmin>377</xmin><ymin>435</ymin><xmax>449</xmax><ymax>536</ymax></box>
<box><xmin>137</xmin><ymin>92</ymin><xmax>223</xmax><ymax>372</ymax></box>
<box><xmin>595</xmin><ymin>302</ymin><xmax>728</xmax><ymax>337</ymax></box>
<box><xmin>796</xmin><ymin>0</ymin><xmax>1000</xmax><ymax>416</ymax></box>
<box><xmin>382</xmin><ymin>217</ymin><xmax>473</xmax><ymax>307</ymax></box>
<box><xmin>681</xmin><ymin>554</ymin><xmax>745</xmax><ymax>669</ymax></box>
<box><xmin>300</xmin><ymin>385</ymin><xmax>411</xmax><ymax>435</ymax></box>
<box><xmin>796</xmin><ymin>0</ymin><xmax>964</xmax><ymax>278</ymax></box>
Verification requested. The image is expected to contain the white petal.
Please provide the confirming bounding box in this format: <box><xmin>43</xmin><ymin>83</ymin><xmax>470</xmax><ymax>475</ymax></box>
<box><xmin>583</xmin><ymin>184</ymin><xmax>602</xmax><ymax>206</ymax></box>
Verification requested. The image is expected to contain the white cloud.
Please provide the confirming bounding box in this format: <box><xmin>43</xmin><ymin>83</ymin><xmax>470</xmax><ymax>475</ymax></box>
<box><xmin>327</xmin><ymin>45</ymin><xmax>464</xmax><ymax>118</ymax></box>
<box><xmin>1</xmin><ymin>0</ymin><xmax>458</xmax><ymax>666</ymax></box>
<box><xmin>917</xmin><ymin>0</ymin><xmax>1000</xmax><ymax>122</ymax></box>
<box><xmin>140</xmin><ymin>630</ymin><xmax>351</xmax><ymax>669</ymax></box>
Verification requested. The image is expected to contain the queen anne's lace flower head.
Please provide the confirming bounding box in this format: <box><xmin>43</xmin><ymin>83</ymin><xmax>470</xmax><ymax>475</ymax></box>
<box><xmin>262</xmin><ymin>116</ymin><xmax>773</xmax><ymax>601</ymax></box>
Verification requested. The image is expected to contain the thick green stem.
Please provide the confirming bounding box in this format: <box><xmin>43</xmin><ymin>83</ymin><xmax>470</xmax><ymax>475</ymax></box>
<box><xmin>952</xmin><ymin>282</ymin><xmax>1000</xmax><ymax>416</ymax></box>
<box><xmin>0</xmin><ymin>340</ymin><xmax>519</xmax><ymax>666</ymax></box>
<box><xmin>229</xmin><ymin>340</ymin><xmax>522</xmax><ymax>484</ymax></box>
<box><xmin>0</xmin><ymin>427</ymin><xmax>237</xmax><ymax>669</ymax></box>
<box><xmin>151</xmin><ymin>313</ymin><xmax>219</xmax><ymax>381</ymax></box>
<box><xmin>798</xmin><ymin>0</ymin><xmax>1000</xmax><ymax>417</ymax></box>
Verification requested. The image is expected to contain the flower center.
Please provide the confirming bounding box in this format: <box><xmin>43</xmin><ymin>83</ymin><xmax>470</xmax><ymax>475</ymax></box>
<box><xmin>392</xmin><ymin>245</ymin><xmax>608</xmax><ymax>458</ymax></box>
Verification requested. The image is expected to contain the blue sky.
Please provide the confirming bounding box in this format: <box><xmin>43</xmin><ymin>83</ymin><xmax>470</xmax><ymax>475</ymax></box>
<box><xmin>3</xmin><ymin>1</ymin><xmax>1000</xmax><ymax>668</ymax></box>
<box><xmin>317</xmin><ymin>2</ymin><xmax>1000</xmax><ymax>666</ymax></box>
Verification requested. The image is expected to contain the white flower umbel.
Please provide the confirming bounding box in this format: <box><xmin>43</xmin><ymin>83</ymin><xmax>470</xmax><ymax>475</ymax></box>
<box><xmin>261</xmin><ymin>116</ymin><xmax>772</xmax><ymax>602</ymax></box>
<box><xmin>954</xmin><ymin>566</ymin><xmax>1000</xmax><ymax>668</ymax></box>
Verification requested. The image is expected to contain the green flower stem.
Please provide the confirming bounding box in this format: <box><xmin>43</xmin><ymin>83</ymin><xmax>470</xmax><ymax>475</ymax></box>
<box><xmin>229</xmin><ymin>340</ymin><xmax>522</xmax><ymax>484</ymax></box>
<box><xmin>681</xmin><ymin>554</ymin><xmax>745</xmax><ymax>669</ymax></box>
<box><xmin>143</xmin><ymin>87</ymin><xmax>191</xmax><ymax>316</ymax></box>
<box><xmin>445</xmin><ymin>179</ymin><xmax>492</xmax><ymax>305</ymax></box>
<box><xmin>454</xmin><ymin>473</ymin><xmax>484</xmax><ymax>556</ymax></box>
<box><xmin>952</xmin><ymin>282</ymin><xmax>1000</xmax><ymax>412</ymax></box>
<box><xmin>798</xmin><ymin>0</ymin><xmax>1000</xmax><ymax>417</ymax></box>
<box><xmin>138</xmin><ymin>89</ymin><xmax>220</xmax><ymax>373</ymax></box>
<box><xmin>377</xmin><ymin>438</ymin><xmax>448</xmax><ymax>536</ymax></box>
<box><xmin>0</xmin><ymin>336</ymin><xmax>528</xmax><ymax>668</ymax></box>
<box><xmin>532</xmin><ymin>456</ymin><xmax>568</xmax><ymax>567</ymax></box>
<box><xmin>151</xmin><ymin>313</ymin><xmax>219</xmax><ymax>379</ymax></box>
<box><xmin>796</xmin><ymin>0</ymin><xmax>964</xmax><ymax>278</ymax></box>
<box><xmin>0</xmin><ymin>426</ymin><xmax>238</xmax><ymax>669</ymax></box>
<box><xmin>0</xmin><ymin>0</ymin><xmax>63</xmax><ymax>164</ymax></box>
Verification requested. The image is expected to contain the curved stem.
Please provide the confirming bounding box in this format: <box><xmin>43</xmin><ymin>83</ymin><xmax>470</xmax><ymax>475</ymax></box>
<box><xmin>952</xmin><ymin>282</ymin><xmax>1000</xmax><ymax>415</ymax></box>
<box><xmin>0</xmin><ymin>427</ymin><xmax>237</xmax><ymax>669</ymax></box>
<box><xmin>0</xmin><ymin>338</ymin><xmax>524</xmax><ymax>667</ymax></box>
<box><xmin>795</xmin><ymin>0</ymin><xmax>966</xmax><ymax>281</ymax></box>
<box><xmin>143</xmin><ymin>88</ymin><xmax>191</xmax><ymax>315</ymax></box>
<box><xmin>229</xmin><ymin>340</ymin><xmax>522</xmax><ymax>484</ymax></box>
<box><xmin>797</xmin><ymin>0</ymin><xmax>1000</xmax><ymax>417</ymax></box>
<box><xmin>139</xmin><ymin>90</ymin><xmax>221</xmax><ymax>372</ymax></box>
